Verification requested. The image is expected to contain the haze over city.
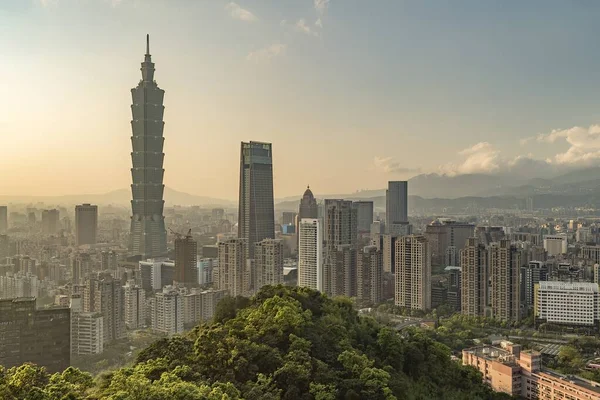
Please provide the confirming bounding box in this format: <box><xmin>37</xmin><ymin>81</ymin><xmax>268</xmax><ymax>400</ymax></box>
<box><xmin>3</xmin><ymin>0</ymin><xmax>600</xmax><ymax>199</ymax></box>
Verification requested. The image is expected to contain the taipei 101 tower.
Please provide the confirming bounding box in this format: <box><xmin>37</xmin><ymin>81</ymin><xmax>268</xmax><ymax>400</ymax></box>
<box><xmin>129</xmin><ymin>35</ymin><xmax>167</xmax><ymax>258</ymax></box>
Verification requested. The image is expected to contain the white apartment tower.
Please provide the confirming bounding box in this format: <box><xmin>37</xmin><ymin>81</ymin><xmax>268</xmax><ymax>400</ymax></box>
<box><xmin>150</xmin><ymin>286</ymin><xmax>183</xmax><ymax>335</ymax></box>
<box><xmin>298</xmin><ymin>218</ymin><xmax>323</xmax><ymax>291</ymax></box>
<box><xmin>124</xmin><ymin>281</ymin><xmax>146</xmax><ymax>329</ymax></box>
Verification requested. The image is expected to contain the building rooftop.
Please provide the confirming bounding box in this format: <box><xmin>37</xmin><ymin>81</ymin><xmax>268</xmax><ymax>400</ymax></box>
<box><xmin>541</xmin><ymin>368</ymin><xmax>600</xmax><ymax>394</ymax></box>
<box><xmin>465</xmin><ymin>346</ymin><xmax>518</xmax><ymax>366</ymax></box>
<box><xmin>538</xmin><ymin>281</ymin><xmax>598</xmax><ymax>292</ymax></box>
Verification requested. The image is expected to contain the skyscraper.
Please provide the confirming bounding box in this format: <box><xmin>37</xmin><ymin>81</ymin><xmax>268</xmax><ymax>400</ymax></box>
<box><xmin>298</xmin><ymin>186</ymin><xmax>319</xmax><ymax>220</ymax></box>
<box><xmin>490</xmin><ymin>239</ymin><xmax>521</xmax><ymax>323</ymax></box>
<box><xmin>298</xmin><ymin>218</ymin><xmax>323</xmax><ymax>291</ymax></box>
<box><xmin>460</xmin><ymin>237</ymin><xmax>488</xmax><ymax>317</ymax></box>
<box><xmin>0</xmin><ymin>206</ymin><xmax>7</xmax><ymax>233</ymax></box>
<box><xmin>84</xmin><ymin>275</ymin><xmax>125</xmax><ymax>342</ymax></box>
<box><xmin>238</xmin><ymin>141</ymin><xmax>275</xmax><ymax>259</ymax></box>
<box><xmin>386</xmin><ymin>181</ymin><xmax>408</xmax><ymax>233</ymax></box>
<box><xmin>75</xmin><ymin>204</ymin><xmax>98</xmax><ymax>246</ymax></box>
<box><xmin>425</xmin><ymin>219</ymin><xmax>475</xmax><ymax>267</ymax></box>
<box><xmin>353</xmin><ymin>201</ymin><xmax>374</xmax><ymax>234</ymax></box>
<box><xmin>42</xmin><ymin>209</ymin><xmax>60</xmax><ymax>235</ymax></box>
<box><xmin>217</xmin><ymin>238</ymin><xmax>248</xmax><ymax>297</ymax></box>
<box><xmin>394</xmin><ymin>235</ymin><xmax>431</xmax><ymax>311</ymax></box>
<box><xmin>129</xmin><ymin>35</ymin><xmax>167</xmax><ymax>259</ymax></box>
<box><xmin>357</xmin><ymin>245</ymin><xmax>383</xmax><ymax>305</ymax></box>
<box><xmin>174</xmin><ymin>230</ymin><xmax>198</xmax><ymax>287</ymax></box>
<box><xmin>323</xmin><ymin>200</ymin><xmax>357</xmax><ymax>297</ymax></box>
<box><xmin>254</xmin><ymin>239</ymin><xmax>284</xmax><ymax>291</ymax></box>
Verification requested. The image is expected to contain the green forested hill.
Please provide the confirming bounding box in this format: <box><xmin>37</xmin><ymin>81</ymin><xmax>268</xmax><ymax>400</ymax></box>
<box><xmin>0</xmin><ymin>286</ymin><xmax>510</xmax><ymax>399</ymax></box>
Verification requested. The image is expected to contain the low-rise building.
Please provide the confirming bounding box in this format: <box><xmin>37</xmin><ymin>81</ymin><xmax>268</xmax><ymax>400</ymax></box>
<box><xmin>535</xmin><ymin>281</ymin><xmax>600</xmax><ymax>328</ymax></box>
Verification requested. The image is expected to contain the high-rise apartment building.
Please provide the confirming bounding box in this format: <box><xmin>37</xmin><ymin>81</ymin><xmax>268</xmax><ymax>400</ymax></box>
<box><xmin>42</xmin><ymin>209</ymin><xmax>60</xmax><ymax>235</ymax></box>
<box><xmin>460</xmin><ymin>238</ymin><xmax>488</xmax><ymax>317</ymax></box>
<box><xmin>129</xmin><ymin>35</ymin><xmax>167</xmax><ymax>259</ymax></box>
<box><xmin>386</xmin><ymin>181</ymin><xmax>408</xmax><ymax>233</ymax></box>
<box><xmin>0</xmin><ymin>206</ymin><xmax>7</xmax><ymax>233</ymax></box>
<box><xmin>298</xmin><ymin>218</ymin><xmax>323</xmax><ymax>291</ymax></box>
<box><xmin>75</xmin><ymin>204</ymin><xmax>98</xmax><ymax>246</ymax></box>
<box><xmin>490</xmin><ymin>239</ymin><xmax>521</xmax><ymax>323</ymax></box>
<box><xmin>382</xmin><ymin>234</ymin><xmax>400</xmax><ymax>273</ymax></box>
<box><xmin>0</xmin><ymin>298</ymin><xmax>70</xmax><ymax>373</ymax></box>
<box><xmin>217</xmin><ymin>238</ymin><xmax>248</xmax><ymax>297</ymax></box>
<box><xmin>84</xmin><ymin>275</ymin><xmax>125</xmax><ymax>342</ymax></box>
<box><xmin>357</xmin><ymin>245</ymin><xmax>383</xmax><ymax>305</ymax></box>
<box><xmin>353</xmin><ymin>201</ymin><xmax>374</xmax><ymax>234</ymax></box>
<box><xmin>521</xmin><ymin>261</ymin><xmax>547</xmax><ymax>315</ymax></box>
<box><xmin>150</xmin><ymin>286</ymin><xmax>183</xmax><ymax>335</ymax></box>
<box><xmin>182</xmin><ymin>288</ymin><xmax>227</xmax><ymax>326</ymax></box>
<box><xmin>70</xmin><ymin>295</ymin><xmax>104</xmax><ymax>356</ymax></box>
<box><xmin>323</xmin><ymin>200</ymin><xmax>357</xmax><ymax>297</ymax></box>
<box><xmin>254</xmin><ymin>239</ymin><xmax>283</xmax><ymax>291</ymax></box>
<box><xmin>124</xmin><ymin>281</ymin><xmax>146</xmax><ymax>329</ymax></box>
<box><xmin>238</xmin><ymin>141</ymin><xmax>275</xmax><ymax>259</ymax></box>
<box><xmin>394</xmin><ymin>235</ymin><xmax>431</xmax><ymax>311</ymax></box>
<box><xmin>174</xmin><ymin>230</ymin><xmax>198</xmax><ymax>287</ymax></box>
<box><xmin>425</xmin><ymin>219</ymin><xmax>475</xmax><ymax>267</ymax></box>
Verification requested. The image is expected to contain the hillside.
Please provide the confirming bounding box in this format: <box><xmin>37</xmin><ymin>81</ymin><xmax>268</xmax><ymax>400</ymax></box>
<box><xmin>0</xmin><ymin>286</ymin><xmax>510</xmax><ymax>399</ymax></box>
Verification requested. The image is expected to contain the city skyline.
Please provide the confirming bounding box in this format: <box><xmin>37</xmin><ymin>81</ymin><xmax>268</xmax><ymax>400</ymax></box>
<box><xmin>4</xmin><ymin>1</ymin><xmax>600</xmax><ymax>199</ymax></box>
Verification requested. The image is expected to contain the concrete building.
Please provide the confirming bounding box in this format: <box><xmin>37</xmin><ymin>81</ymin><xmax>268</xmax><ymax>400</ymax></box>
<box><xmin>323</xmin><ymin>200</ymin><xmax>357</xmax><ymax>297</ymax></box>
<box><xmin>282</xmin><ymin>212</ymin><xmax>297</xmax><ymax>226</ymax></box>
<box><xmin>124</xmin><ymin>280</ymin><xmax>146</xmax><ymax>329</ymax></box>
<box><xmin>521</xmin><ymin>261</ymin><xmax>547</xmax><ymax>315</ymax></box>
<box><xmin>182</xmin><ymin>288</ymin><xmax>227</xmax><ymax>326</ymax></box>
<box><xmin>75</xmin><ymin>204</ymin><xmax>98</xmax><ymax>246</ymax></box>
<box><xmin>425</xmin><ymin>219</ymin><xmax>475</xmax><ymax>267</ymax></box>
<box><xmin>386</xmin><ymin>181</ymin><xmax>408</xmax><ymax>232</ymax></box>
<box><xmin>238</xmin><ymin>141</ymin><xmax>275</xmax><ymax>259</ymax></box>
<box><xmin>395</xmin><ymin>235</ymin><xmax>431</xmax><ymax>311</ymax></box>
<box><xmin>353</xmin><ymin>201</ymin><xmax>374</xmax><ymax>234</ymax></box>
<box><xmin>139</xmin><ymin>258</ymin><xmax>174</xmax><ymax>291</ymax></box>
<box><xmin>84</xmin><ymin>275</ymin><xmax>125</xmax><ymax>342</ymax></box>
<box><xmin>150</xmin><ymin>286</ymin><xmax>183</xmax><ymax>335</ymax></box>
<box><xmin>0</xmin><ymin>298</ymin><xmax>70</xmax><ymax>373</ymax></box>
<box><xmin>382</xmin><ymin>234</ymin><xmax>399</xmax><ymax>274</ymax></box>
<box><xmin>577</xmin><ymin>226</ymin><xmax>593</xmax><ymax>243</ymax></box>
<box><xmin>490</xmin><ymin>239</ymin><xmax>521</xmax><ymax>323</ymax></box>
<box><xmin>298</xmin><ymin>218</ymin><xmax>323</xmax><ymax>291</ymax></box>
<box><xmin>254</xmin><ymin>239</ymin><xmax>284</xmax><ymax>291</ymax></box>
<box><xmin>460</xmin><ymin>238</ymin><xmax>487</xmax><ymax>318</ymax></box>
<box><xmin>544</xmin><ymin>234</ymin><xmax>568</xmax><ymax>256</ymax></box>
<box><xmin>42</xmin><ymin>209</ymin><xmax>60</xmax><ymax>235</ymax></box>
<box><xmin>217</xmin><ymin>238</ymin><xmax>248</xmax><ymax>297</ymax></box>
<box><xmin>0</xmin><ymin>272</ymin><xmax>39</xmax><ymax>298</ymax></box>
<box><xmin>129</xmin><ymin>35</ymin><xmax>168</xmax><ymax>259</ymax></box>
<box><xmin>298</xmin><ymin>186</ymin><xmax>319</xmax><ymax>223</ymax></box>
<box><xmin>535</xmin><ymin>281</ymin><xmax>600</xmax><ymax>328</ymax></box>
<box><xmin>174</xmin><ymin>230</ymin><xmax>198</xmax><ymax>287</ymax></box>
<box><xmin>463</xmin><ymin>343</ymin><xmax>600</xmax><ymax>399</ymax></box>
<box><xmin>388</xmin><ymin>221</ymin><xmax>412</xmax><ymax>236</ymax></box>
<box><xmin>0</xmin><ymin>206</ymin><xmax>7</xmax><ymax>233</ymax></box>
<box><xmin>446</xmin><ymin>266</ymin><xmax>462</xmax><ymax>311</ymax></box>
<box><xmin>582</xmin><ymin>245</ymin><xmax>600</xmax><ymax>264</ymax></box>
<box><xmin>197</xmin><ymin>258</ymin><xmax>215</xmax><ymax>286</ymax></box>
<box><xmin>70</xmin><ymin>295</ymin><xmax>103</xmax><ymax>355</ymax></box>
<box><xmin>357</xmin><ymin>245</ymin><xmax>383</xmax><ymax>305</ymax></box>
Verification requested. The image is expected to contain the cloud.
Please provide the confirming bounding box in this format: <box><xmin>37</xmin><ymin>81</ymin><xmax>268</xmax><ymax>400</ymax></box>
<box><xmin>537</xmin><ymin>125</ymin><xmax>600</xmax><ymax>166</ymax></box>
<box><xmin>314</xmin><ymin>0</ymin><xmax>330</xmax><ymax>15</ymax></box>
<box><xmin>225</xmin><ymin>2</ymin><xmax>257</xmax><ymax>22</ymax></box>
<box><xmin>39</xmin><ymin>0</ymin><xmax>58</xmax><ymax>6</ymax></box>
<box><xmin>440</xmin><ymin>142</ymin><xmax>501</xmax><ymax>175</ymax></box>
<box><xmin>374</xmin><ymin>157</ymin><xmax>421</xmax><ymax>174</ymax></box>
<box><xmin>39</xmin><ymin>0</ymin><xmax>123</xmax><ymax>6</ymax></box>
<box><xmin>295</xmin><ymin>19</ymin><xmax>319</xmax><ymax>36</ymax></box>
<box><xmin>246</xmin><ymin>43</ymin><xmax>286</xmax><ymax>63</ymax></box>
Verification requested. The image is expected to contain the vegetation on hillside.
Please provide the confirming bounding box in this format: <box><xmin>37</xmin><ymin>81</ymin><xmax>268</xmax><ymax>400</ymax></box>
<box><xmin>0</xmin><ymin>285</ymin><xmax>511</xmax><ymax>399</ymax></box>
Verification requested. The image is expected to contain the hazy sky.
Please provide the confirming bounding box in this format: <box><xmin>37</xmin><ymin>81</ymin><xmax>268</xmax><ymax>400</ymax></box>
<box><xmin>3</xmin><ymin>0</ymin><xmax>600</xmax><ymax>200</ymax></box>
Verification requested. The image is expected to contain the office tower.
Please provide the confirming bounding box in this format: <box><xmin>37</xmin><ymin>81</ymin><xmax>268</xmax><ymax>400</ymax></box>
<box><xmin>174</xmin><ymin>230</ymin><xmax>198</xmax><ymax>287</ymax></box>
<box><xmin>70</xmin><ymin>295</ymin><xmax>104</xmax><ymax>355</ymax></box>
<box><xmin>84</xmin><ymin>275</ymin><xmax>125</xmax><ymax>342</ymax></box>
<box><xmin>460</xmin><ymin>238</ymin><xmax>488</xmax><ymax>317</ymax></box>
<box><xmin>129</xmin><ymin>35</ymin><xmax>167</xmax><ymax>259</ymax></box>
<box><xmin>0</xmin><ymin>206</ymin><xmax>7</xmax><ymax>233</ymax></box>
<box><xmin>382</xmin><ymin>234</ymin><xmax>399</xmax><ymax>273</ymax></box>
<box><xmin>353</xmin><ymin>201</ymin><xmax>374</xmax><ymax>234</ymax></box>
<box><xmin>388</xmin><ymin>221</ymin><xmax>412</xmax><ymax>236</ymax></box>
<box><xmin>425</xmin><ymin>219</ymin><xmax>475</xmax><ymax>267</ymax></box>
<box><xmin>490</xmin><ymin>239</ymin><xmax>521</xmax><ymax>323</ymax></box>
<box><xmin>386</xmin><ymin>181</ymin><xmax>408</xmax><ymax>233</ymax></box>
<box><xmin>150</xmin><ymin>286</ymin><xmax>183</xmax><ymax>335</ymax></box>
<box><xmin>72</xmin><ymin>253</ymin><xmax>92</xmax><ymax>285</ymax></box>
<box><xmin>521</xmin><ymin>261</ymin><xmax>547</xmax><ymax>315</ymax></box>
<box><xmin>323</xmin><ymin>200</ymin><xmax>357</xmax><ymax>297</ymax></box>
<box><xmin>357</xmin><ymin>245</ymin><xmax>383</xmax><ymax>305</ymax></box>
<box><xmin>238</xmin><ymin>141</ymin><xmax>275</xmax><ymax>259</ymax></box>
<box><xmin>197</xmin><ymin>258</ymin><xmax>215</xmax><ymax>286</ymax></box>
<box><xmin>543</xmin><ymin>235</ymin><xmax>567</xmax><ymax>256</ymax></box>
<box><xmin>217</xmin><ymin>238</ymin><xmax>248</xmax><ymax>297</ymax></box>
<box><xmin>298</xmin><ymin>186</ymin><xmax>319</xmax><ymax>220</ymax></box>
<box><xmin>124</xmin><ymin>281</ymin><xmax>146</xmax><ymax>329</ymax></box>
<box><xmin>282</xmin><ymin>212</ymin><xmax>297</xmax><ymax>226</ymax></box>
<box><xmin>394</xmin><ymin>235</ymin><xmax>431</xmax><ymax>311</ymax></box>
<box><xmin>75</xmin><ymin>204</ymin><xmax>98</xmax><ymax>246</ymax></box>
<box><xmin>254</xmin><ymin>239</ymin><xmax>284</xmax><ymax>291</ymax></box>
<box><xmin>42</xmin><ymin>209</ymin><xmax>60</xmax><ymax>234</ymax></box>
<box><xmin>0</xmin><ymin>298</ymin><xmax>70</xmax><ymax>373</ymax></box>
<box><xmin>298</xmin><ymin>218</ymin><xmax>323</xmax><ymax>291</ymax></box>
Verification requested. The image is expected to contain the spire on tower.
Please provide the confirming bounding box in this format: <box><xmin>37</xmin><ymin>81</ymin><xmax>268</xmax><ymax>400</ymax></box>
<box><xmin>146</xmin><ymin>34</ymin><xmax>150</xmax><ymax>55</ymax></box>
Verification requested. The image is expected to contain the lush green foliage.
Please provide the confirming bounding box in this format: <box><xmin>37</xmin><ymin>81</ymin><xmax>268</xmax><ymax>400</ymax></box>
<box><xmin>0</xmin><ymin>286</ymin><xmax>511</xmax><ymax>399</ymax></box>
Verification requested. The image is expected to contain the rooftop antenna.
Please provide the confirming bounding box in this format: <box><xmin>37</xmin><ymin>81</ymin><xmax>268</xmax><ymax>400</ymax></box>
<box><xmin>146</xmin><ymin>34</ymin><xmax>150</xmax><ymax>55</ymax></box>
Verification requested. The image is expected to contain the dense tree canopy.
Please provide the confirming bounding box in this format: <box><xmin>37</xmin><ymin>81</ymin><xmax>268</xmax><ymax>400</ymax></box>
<box><xmin>0</xmin><ymin>285</ymin><xmax>511</xmax><ymax>399</ymax></box>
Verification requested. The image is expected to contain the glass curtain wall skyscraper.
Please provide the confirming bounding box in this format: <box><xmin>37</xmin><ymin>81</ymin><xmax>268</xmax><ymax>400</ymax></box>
<box><xmin>129</xmin><ymin>35</ymin><xmax>167</xmax><ymax>258</ymax></box>
<box><xmin>238</xmin><ymin>141</ymin><xmax>275</xmax><ymax>259</ymax></box>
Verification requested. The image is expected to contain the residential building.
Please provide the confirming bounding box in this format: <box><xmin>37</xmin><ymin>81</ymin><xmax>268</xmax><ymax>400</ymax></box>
<box><xmin>124</xmin><ymin>281</ymin><xmax>146</xmax><ymax>329</ymax></box>
<box><xmin>490</xmin><ymin>239</ymin><xmax>521</xmax><ymax>322</ymax></box>
<box><xmin>460</xmin><ymin>238</ymin><xmax>488</xmax><ymax>317</ymax></box>
<box><xmin>129</xmin><ymin>35</ymin><xmax>168</xmax><ymax>259</ymax></box>
<box><xmin>238</xmin><ymin>141</ymin><xmax>275</xmax><ymax>259</ymax></box>
<box><xmin>84</xmin><ymin>275</ymin><xmax>125</xmax><ymax>342</ymax></box>
<box><xmin>139</xmin><ymin>258</ymin><xmax>174</xmax><ymax>291</ymax></box>
<box><xmin>521</xmin><ymin>261</ymin><xmax>547</xmax><ymax>315</ymax></box>
<box><xmin>70</xmin><ymin>295</ymin><xmax>103</xmax><ymax>355</ymax></box>
<box><xmin>217</xmin><ymin>238</ymin><xmax>248</xmax><ymax>296</ymax></box>
<box><xmin>197</xmin><ymin>258</ymin><xmax>215</xmax><ymax>286</ymax></box>
<box><xmin>446</xmin><ymin>266</ymin><xmax>462</xmax><ymax>311</ymax></box>
<box><xmin>298</xmin><ymin>218</ymin><xmax>323</xmax><ymax>291</ymax></box>
<box><xmin>382</xmin><ymin>234</ymin><xmax>399</xmax><ymax>273</ymax></box>
<box><xmin>0</xmin><ymin>272</ymin><xmax>40</xmax><ymax>298</ymax></box>
<box><xmin>386</xmin><ymin>181</ymin><xmax>408</xmax><ymax>232</ymax></box>
<box><xmin>395</xmin><ymin>235</ymin><xmax>431</xmax><ymax>311</ymax></box>
<box><xmin>425</xmin><ymin>219</ymin><xmax>475</xmax><ymax>267</ymax></box>
<box><xmin>0</xmin><ymin>206</ymin><xmax>7</xmax><ymax>233</ymax></box>
<box><xmin>577</xmin><ymin>226</ymin><xmax>593</xmax><ymax>243</ymax></box>
<box><xmin>75</xmin><ymin>204</ymin><xmax>98</xmax><ymax>246</ymax></box>
<box><xmin>357</xmin><ymin>245</ymin><xmax>382</xmax><ymax>305</ymax></box>
<box><xmin>353</xmin><ymin>201</ymin><xmax>374</xmax><ymax>234</ymax></box>
<box><xmin>582</xmin><ymin>245</ymin><xmax>600</xmax><ymax>264</ymax></box>
<box><xmin>543</xmin><ymin>234</ymin><xmax>567</xmax><ymax>256</ymax></box>
<box><xmin>254</xmin><ymin>239</ymin><xmax>284</xmax><ymax>291</ymax></box>
<box><xmin>182</xmin><ymin>288</ymin><xmax>227</xmax><ymax>326</ymax></box>
<box><xmin>174</xmin><ymin>230</ymin><xmax>198</xmax><ymax>287</ymax></box>
<box><xmin>323</xmin><ymin>200</ymin><xmax>357</xmax><ymax>297</ymax></box>
<box><xmin>150</xmin><ymin>286</ymin><xmax>183</xmax><ymax>335</ymax></box>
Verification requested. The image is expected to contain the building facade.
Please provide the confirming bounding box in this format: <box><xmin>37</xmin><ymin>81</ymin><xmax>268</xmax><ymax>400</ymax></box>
<box><xmin>150</xmin><ymin>286</ymin><xmax>183</xmax><ymax>335</ymax></box>
<box><xmin>129</xmin><ymin>35</ymin><xmax>167</xmax><ymax>259</ymax></box>
<box><xmin>425</xmin><ymin>219</ymin><xmax>475</xmax><ymax>267</ymax></box>
<box><xmin>124</xmin><ymin>281</ymin><xmax>146</xmax><ymax>329</ymax></box>
<box><xmin>217</xmin><ymin>238</ymin><xmax>248</xmax><ymax>297</ymax></box>
<box><xmin>254</xmin><ymin>239</ymin><xmax>284</xmax><ymax>291</ymax></box>
<box><xmin>0</xmin><ymin>206</ymin><xmax>7</xmax><ymax>233</ymax></box>
<box><xmin>174</xmin><ymin>231</ymin><xmax>198</xmax><ymax>287</ymax></box>
<box><xmin>353</xmin><ymin>201</ymin><xmax>374</xmax><ymax>234</ymax></box>
<box><xmin>544</xmin><ymin>235</ymin><xmax>568</xmax><ymax>257</ymax></box>
<box><xmin>535</xmin><ymin>281</ymin><xmax>600</xmax><ymax>327</ymax></box>
<box><xmin>75</xmin><ymin>204</ymin><xmax>98</xmax><ymax>246</ymax></box>
<box><xmin>84</xmin><ymin>275</ymin><xmax>125</xmax><ymax>342</ymax></box>
<box><xmin>395</xmin><ymin>235</ymin><xmax>431</xmax><ymax>310</ymax></box>
<box><xmin>323</xmin><ymin>200</ymin><xmax>357</xmax><ymax>297</ymax></box>
<box><xmin>357</xmin><ymin>245</ymin><xmax>383</xmax><ymax>305</ymax></box>
<box><xmin>298</xmin><ymin>218</ymin><xmax>323</xmax><ymax>291</ymax></box>
<box><xmin>461</xmin><ymin>237</ymin><xmax>488</xmax><ymax>317</ymax></box>
<box><xmin>490</xmin><ymin>239</ymin><xmax>521</xmax><ymax>323</ymax></box>
<box><xmin>386</xmin><ymin>181</ymin><xmax>408</xmax><ymax>233</ymax></box>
